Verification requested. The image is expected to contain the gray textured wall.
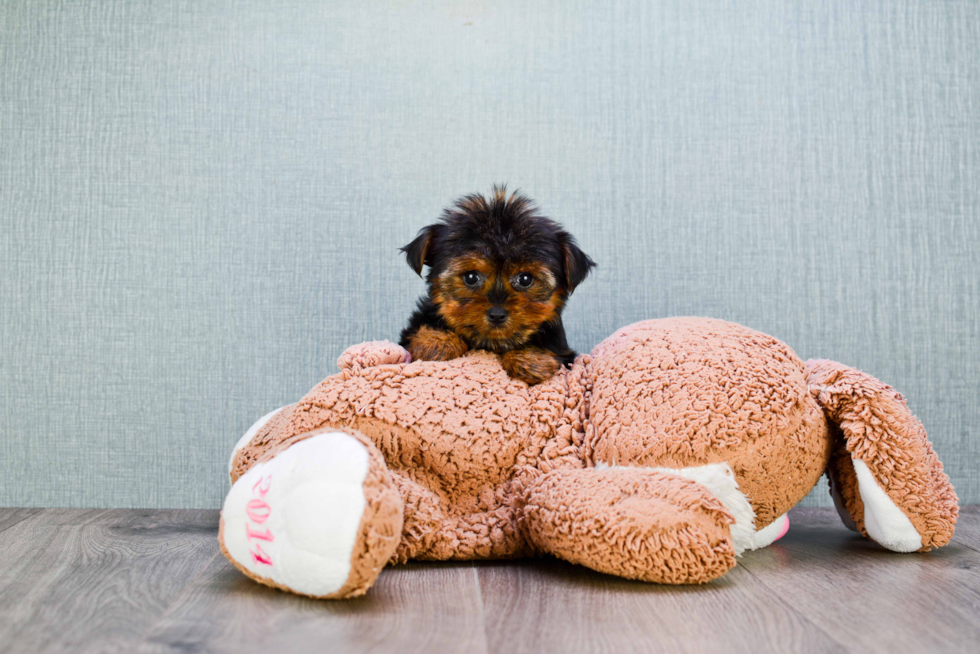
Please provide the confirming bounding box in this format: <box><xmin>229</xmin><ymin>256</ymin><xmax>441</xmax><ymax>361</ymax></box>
<box><xmin>2</xmin><ymin>0</ymin><xmax>978</xmax><ymax>509</ymax></box>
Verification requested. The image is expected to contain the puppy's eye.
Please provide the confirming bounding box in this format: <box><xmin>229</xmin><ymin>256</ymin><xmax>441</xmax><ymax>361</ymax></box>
<box><xmin>515</xmin><ymin>272</ymin><xmax>534</xmax><ymax>289</ymax></box>
<box><xmin>462</xmin><ymin>271</ymin><xmax>482</xmax><ymax>287</ymax></box>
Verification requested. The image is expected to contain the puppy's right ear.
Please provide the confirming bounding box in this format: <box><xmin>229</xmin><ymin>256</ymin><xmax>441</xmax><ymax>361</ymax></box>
<box><xmin>559</xmin><ymin>233</ymin><xmax>596</xmax><ymax>294</ymax></box>
<box><xmin>400</xmin><ymin>224</ymin><xmax>440</xmax><ymax>276</ymax></box>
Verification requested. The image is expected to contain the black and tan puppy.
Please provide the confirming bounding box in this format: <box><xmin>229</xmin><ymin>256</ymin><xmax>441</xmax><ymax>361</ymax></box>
<box><xmin>399</xmin><ymin>186</ymin><xmax>595</xmax><ymax>385</ymax></box>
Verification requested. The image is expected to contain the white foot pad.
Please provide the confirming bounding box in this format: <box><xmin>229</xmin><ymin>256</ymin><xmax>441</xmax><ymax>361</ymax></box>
<box><xmin>852</xmin><ymin>458</ymin><xmax>922</xmax><ymax>552</ymax></box>
<box><xmin>221</xmin><ymin>431</ymin><xmax>370</xmax><ymax>596</ymax></box>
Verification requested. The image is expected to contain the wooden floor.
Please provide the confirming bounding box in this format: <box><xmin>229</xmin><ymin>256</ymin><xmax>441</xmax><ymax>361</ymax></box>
<box><xmin>0</xmin><ymin>507</ymin><xmax>977</xmax><ymax>654</ymax></box>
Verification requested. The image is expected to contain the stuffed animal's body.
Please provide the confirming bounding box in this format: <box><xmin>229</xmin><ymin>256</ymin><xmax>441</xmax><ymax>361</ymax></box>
<box><xmin>221</xmin><ymin>318</ymin><xmax>958</xmax><ymax>598</ymax></box>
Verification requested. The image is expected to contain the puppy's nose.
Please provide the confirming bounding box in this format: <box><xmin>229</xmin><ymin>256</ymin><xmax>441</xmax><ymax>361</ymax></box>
<box><xmin>487</xmin><ymin>307</ymin><xmax>508</xmax><ymax>325</ymax></box>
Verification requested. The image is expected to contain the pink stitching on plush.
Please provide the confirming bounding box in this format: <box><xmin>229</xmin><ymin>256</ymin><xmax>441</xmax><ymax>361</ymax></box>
<box><xmin>246</xmin><ymin>524</ymin><xmax>275</xmax><ymax>542</ymax></box>
<box><xmin>250</xmin><ymin>543</ymin><xmax>273</xmax><ymax>566</ymax></box>
<box><xmin>252</xmin><ymin>475</ymin><xmax>271</xmax><ymax>497</ymax></box>
<box><xmin>246</xmin><ymin>499</ymin><xmax>271</xmax><ymax>524</ymax></box>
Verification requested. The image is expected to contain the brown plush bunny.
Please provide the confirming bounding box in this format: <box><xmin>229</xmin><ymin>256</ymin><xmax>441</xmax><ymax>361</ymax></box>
<box><xmin>220</xmin><ymin>318</ymin><xmax>958</xmax><ymax>598</ymax></box>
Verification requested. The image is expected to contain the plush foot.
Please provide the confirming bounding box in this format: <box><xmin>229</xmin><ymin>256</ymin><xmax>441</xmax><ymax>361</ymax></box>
<box><xmin>219</xmin><ymin>428</ymin><xmax>403</xmax><ymax>599</ymax></box>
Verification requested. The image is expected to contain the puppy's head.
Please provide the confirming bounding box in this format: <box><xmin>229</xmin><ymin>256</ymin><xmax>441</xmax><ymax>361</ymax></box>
<box><xmin>401</xmin><ymin>185</ymin><xmax>595</xmax><ymax>352</ymax></box>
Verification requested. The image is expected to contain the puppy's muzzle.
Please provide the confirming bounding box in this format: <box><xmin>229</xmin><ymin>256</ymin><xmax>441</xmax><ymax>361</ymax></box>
<box><xmin>487</xmin><ymin>307</ymin><xmax>508</xmax><ymax>325</ymax></box>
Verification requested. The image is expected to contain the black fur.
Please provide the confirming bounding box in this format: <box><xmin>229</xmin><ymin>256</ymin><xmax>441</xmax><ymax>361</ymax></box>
<box><xmin>398</xmin><ymin>186</ymin><xmax>595</xmax><ymax>367</ymax></box>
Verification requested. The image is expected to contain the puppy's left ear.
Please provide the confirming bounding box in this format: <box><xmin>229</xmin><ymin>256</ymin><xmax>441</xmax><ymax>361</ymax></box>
<box><xmin>559</xmin><ymin>233</ymin><xmax>596</xmax><ymax>294</ymax></box>
<box><xmin>400</xmin><ymin>224</ymin><xmax>441</xmax><ymax>276</ymax></box>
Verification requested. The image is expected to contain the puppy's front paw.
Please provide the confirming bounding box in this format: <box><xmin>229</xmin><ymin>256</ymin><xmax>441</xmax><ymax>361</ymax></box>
<box><xmin>407</xmin><ymin>326</ymin><xmax>469</xmax><ymax>362</ymax></box>
<box><xmin>501</xmin><ymin>347</ymin><xmax>560</xmax><ymax>385</ymax></box>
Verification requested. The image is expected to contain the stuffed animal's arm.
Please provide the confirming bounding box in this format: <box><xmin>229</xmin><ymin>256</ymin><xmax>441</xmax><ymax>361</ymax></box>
<box><xmin>522</xmin><ymin>467</ymin><xmax>738</xmax><ymax>584</ymax></box>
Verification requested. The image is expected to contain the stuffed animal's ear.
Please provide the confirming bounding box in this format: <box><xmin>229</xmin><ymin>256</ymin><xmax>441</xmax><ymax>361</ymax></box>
<box><xmin>400</xmin><ymin>225</ymin><xmax>440</xmax><ymax>276</ymax></box>
<box><xmin>560</xmin><ymin>234</ymin><xmax>596</xmax><ymax>294</ymax></box>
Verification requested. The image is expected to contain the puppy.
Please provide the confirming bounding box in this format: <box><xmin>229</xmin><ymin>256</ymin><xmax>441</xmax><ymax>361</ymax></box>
<box><xmin>399</xmin><ymin>186</ymin><xmax>595</xmax><ymax>385</ymax></box>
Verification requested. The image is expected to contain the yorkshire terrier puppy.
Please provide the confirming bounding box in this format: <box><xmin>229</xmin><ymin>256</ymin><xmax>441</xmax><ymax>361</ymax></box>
<box><xmin>399</xmin><ymin>186</ymin><xmax>595</xmax><ymax>385</ymax></box>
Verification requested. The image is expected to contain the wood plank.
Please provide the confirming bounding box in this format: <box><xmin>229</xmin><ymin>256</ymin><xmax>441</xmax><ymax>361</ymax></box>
<box><xmin>737</xmin><ymin>507</ymin><xmax>980</xmax><ymax>654</ymax></box>
<box><xmin>0</xmin><ymin>508</ymin><xmax>976</xmax><ymax>653</ymax></box>
<box><xmin>0</xmin><ymin>509</ymin><xmax>220</xmax><ymax>530</ymax></box>
<box><xmin>7</xmin><ymin>508</ymin><xmax>215</xmax><ymax>528</ymax></box>
<box><xmin>950</xmin><ymin>505</ymin><xmax>980</xmax><ymax>553</ymax></box>
<box><xmin>141</xmin><ymin>557</ymin><xmax>489</xmax><ymax>654</ymax></box>
<box><xmin>478</xmin><ymin>556</ymin><xmax>842</xmax><ymax>654</ymax></box>
<box><xmin>0</xmin><ymin>509</ymin><xmax>220</xmax><ymax>654</ymax></box>
<box><xmin>0</xmin><ymin>508</ymin><xmax>42</xmax><ymax>534</ymax></box>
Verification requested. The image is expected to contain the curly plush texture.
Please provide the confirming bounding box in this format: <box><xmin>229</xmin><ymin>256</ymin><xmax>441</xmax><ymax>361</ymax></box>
<box><xmin>587</xmin><ymin>318</ymin><xmax>833</xmax><ymax>527</ymax></box>
<box><xmin>230</xmin><ymin>350</ymin><xmax>584</xmax><ymax>561</ymax></box>
<box><xmin>222</xmin><ymin>318</ymin><xmax>958</xmax><ymax>597</ymax></box>
<box><xmin>220</xmin><ymin>428</ymin><xmax>403</xmax><ymax>599</ymax></box>
<box><xmin>522</xmin><ymin>467</ymin><xmax>737</xmax><ymax>583</ymax></box>
<box><xmin>337</xmin><ymin>340</ymin><xmax>413</xmax><ymax>372</ymax></box>
<box><xmin>806</xmin><ymin>359</ymin><xmax>958</xmax><ymax>550</ymax></box>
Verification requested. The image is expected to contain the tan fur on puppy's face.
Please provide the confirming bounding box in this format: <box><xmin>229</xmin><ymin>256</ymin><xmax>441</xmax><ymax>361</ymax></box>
<box><xmin>432</xmin><ymin>254</ymin><xmax>565</xmax><ymax>352</ymax></box>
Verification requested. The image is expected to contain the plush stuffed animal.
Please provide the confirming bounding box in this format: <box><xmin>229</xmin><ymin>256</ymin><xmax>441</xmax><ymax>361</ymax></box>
<box><xmin>220</xmin><ymin>318</ymin><xmax>958</xmax><ymax>599</ymax></box>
